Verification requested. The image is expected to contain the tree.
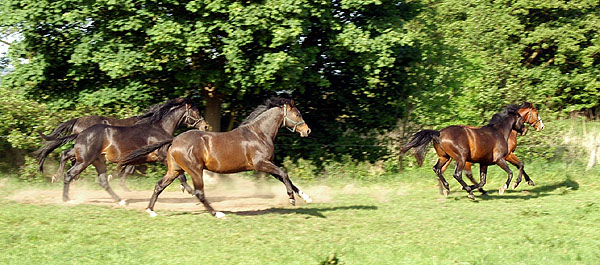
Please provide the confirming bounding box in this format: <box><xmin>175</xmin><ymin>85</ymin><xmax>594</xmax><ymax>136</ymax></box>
<box><xmin>1</xmin><ymin>0</ymin><xmax>417</xmax><ymax>162</ymax></box>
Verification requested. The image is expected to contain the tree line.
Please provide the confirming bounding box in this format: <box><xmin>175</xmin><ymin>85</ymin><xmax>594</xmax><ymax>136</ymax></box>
<box><xmin>1</xmin><ymin>0</ymin><xmax>598</xmax><ymax>169</ymax></box>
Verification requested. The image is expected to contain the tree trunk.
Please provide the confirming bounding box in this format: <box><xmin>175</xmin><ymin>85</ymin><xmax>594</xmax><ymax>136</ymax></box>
<box><xmin>204</xmin><ymin>92</ymin><xmax>222</xmax><ymax>132</ymax></box>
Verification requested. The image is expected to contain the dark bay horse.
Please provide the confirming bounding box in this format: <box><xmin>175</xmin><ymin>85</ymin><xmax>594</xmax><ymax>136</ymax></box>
<box><xmin>439</xmin><ymin>103</ymin><xmax>545</xmax><ymax>194</ymax></box>
<box><xmin>401</xmin><ymin>106</ymin><xmax>525</xmax><ymax>199</ymax></box>
<box><xmin>36</xmin><ymin>98</ymin><xmax>208</xmax><ymax>205</ymax></box>
<box><xmin>36</xmin><ymin>106</ymin><xmax>160</xmax><ymax>190</ymax></box>
<box><xmin>119</xmin><ymin>98</ymin><xmax>312</xmax><ymax>218</ymax></box>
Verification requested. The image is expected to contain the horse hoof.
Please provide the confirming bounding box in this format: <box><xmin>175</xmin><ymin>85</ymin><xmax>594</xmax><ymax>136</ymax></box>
<box><xmin>499</xmin><ymin>187</ymin><xmax>506</xmax><ymax>195</ymax></box>
<box><xmin>442</xmin><ymin>189</ymin><xmax>449</xmax><ymax>197</ymax></box>
<box><xmin>289</xmin><ymin>199</ymin><xmax>296</xmax><ymax>206</ymax></box>
<box><xmin>146</xmin><ymin>209</ymin><xmax>158</xmax><ymax>217</ymax></box>
<box><xmin>528</xmin><ymin>180</ymin><xmax>535</xmax><ymax>186</ymax></box>
<box><xmin>512</xmin><ymin>182</ymin><xmax>519</xmax><ymax>190</ymax></box>
<box><xmin>180</xmin><ymin>185</ymin><xmax>185</xmax><ymax>193</ymax></box>
<box><xmin>118</xmin><ymin>200</ymin><xmax>127</xmax><ymax>206</ymax></box>
<box><xmin>467</xmin><ymin>194</ymin><xmax>475</xmax><ymax>200</ymax></box>
<box><xmin>107</xmin><ymin>174</ymin><xmax>113</xmax><ymax>182</ymax></box>
<box><xmin>51</xmin><ymin>176</ymin><xmax>57</xmax><ymax>183</ymax></box>
<box><xmin>215</xmin><ymin>212</ymin><xmax>226</xmax><ymax>219</ymax></box>
<box><xmin>298</xmin><ymin>190</ymin><xmax>312</xmax><ymax>203</ymax></box>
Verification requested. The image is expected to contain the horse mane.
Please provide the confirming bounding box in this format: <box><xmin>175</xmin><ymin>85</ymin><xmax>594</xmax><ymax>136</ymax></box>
<box><xmin>484</xmin><ymin>105</ymin><xmax>521</xmax><ymax>127</ymax></box>
<box><xmin>135</xmin><ymin>98</ymin><xmax>194</xmax><ymax>124</ymax></box>
<box><xmin>240</xmin><ymin>98</ymin><xmax>293</xmax><ymax>125</ymax></box>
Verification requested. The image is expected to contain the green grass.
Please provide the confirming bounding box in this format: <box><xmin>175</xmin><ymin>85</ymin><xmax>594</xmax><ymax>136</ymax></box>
<box><xmin>1</xmin><ymin>162</ymin><xmax>600</xmax><ymax>264</ymax></box>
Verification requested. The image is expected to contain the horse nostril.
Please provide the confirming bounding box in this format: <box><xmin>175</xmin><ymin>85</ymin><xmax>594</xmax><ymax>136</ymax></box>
<box><xmin>307</xmin><ymin>128</ymin><xmax>311</xmax><ymax>135</ymax></box>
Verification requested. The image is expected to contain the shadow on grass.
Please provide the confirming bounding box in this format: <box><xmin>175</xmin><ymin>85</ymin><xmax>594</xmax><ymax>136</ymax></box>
<box><xmin>163</xmin><ymin>205</ymin><xmax>378</xmax><ymax>218</ymax></box>
<box><xmin>476</xmin><ymin>178</ymin><xmax>579</xmax><ymax>201</ymax></box>
<box><xmin>226</xmin><ymin>205</ymin><xmax>378</xmax><ymax>218</ymax></box>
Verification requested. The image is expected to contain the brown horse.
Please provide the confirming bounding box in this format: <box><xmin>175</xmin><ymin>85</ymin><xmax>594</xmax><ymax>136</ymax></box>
<box><xmin>401</xmin><ymin>105</ymin><xmax>525</xmax><ymax>199</ymax></box>
<box><xmin>36</xmin><ymin>98</ymin><xmax>208</xmax><ymax>204</ymax></box>
<box><xmin>37</xmin><ymin>105</ymin><xmax>161</xmax><ymax>190</ymax></box>
<box><xmin>119</xmin><ymin>98</ymin><xmax>312</xmax><ymax>218</ymax></box>
<box><xmin>439</xmin><ymin>102</ymin><xmax>545</xmax><ymax>194</ymax></box>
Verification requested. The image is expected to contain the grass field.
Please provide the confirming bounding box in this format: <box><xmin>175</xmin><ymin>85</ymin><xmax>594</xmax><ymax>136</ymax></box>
<box><xmin>1</xmin><ymin>161</ymin><xmax>600</xmax><ymax>264</ymax></box>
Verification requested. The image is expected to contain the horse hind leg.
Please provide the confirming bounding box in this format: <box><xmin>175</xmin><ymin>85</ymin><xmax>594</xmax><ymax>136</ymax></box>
<box><xmin>432</xmin><ymin>157</ymin><xmax>451</xmax><ymax>196</ymax></box>
<box><xmin>118</xmin><ymin>165</ymin><xmax>136</xmax><ymax>192</ymax></box>
<box><xmin>177</xmin><ymin>174</ymin><xmax>194</xmax><ymax>194</ymax></box>
<box><xmin>464</xmin><ymin>163</ymin><xmax>487</xmax><ymax>195</ymax></box>
<box><xmin>92</xmin><ymin>158</ymin><xmax>125</xmax><ymax>205</ymax></box>
<box><xmin>452</xmin><ymin>160</ymin><xmax>475</xmax><ymax>200</ymax></box>
<box><xmin>54</xmin><ymin>149</ymin><xmax>75</xmax><ymax>183</ymax></box>
<box><xmin>63</xmin><ymin>160</ymin><xmax>92</xmax><ymax>202</ymax></box>
<box><xmin>146</xmin><ymin>169</ymin><xmax>181</xmax><ymax>217</ymax></box>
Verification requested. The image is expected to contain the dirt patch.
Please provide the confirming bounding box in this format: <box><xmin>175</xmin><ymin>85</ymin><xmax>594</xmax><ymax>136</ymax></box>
<box><xmin>9</xmin><ymin>176</ymin><xmax>331</xmax><ymax>214</ymax></box>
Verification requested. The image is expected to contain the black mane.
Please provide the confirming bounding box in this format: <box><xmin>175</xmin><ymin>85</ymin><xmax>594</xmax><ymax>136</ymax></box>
<box><xmin>484</xmin><ymin>104</ymin><xmax>522</xmax><ymax>127</ymax></box>
<box><xmin>241</xmin><ymin>98</ymin><xmax>292</xmax><ymax>125</ymax></box>
<box><xmin>135</xmin><ymin>98</ymin><xmax>194</xmax><ymax>124</ymax></box>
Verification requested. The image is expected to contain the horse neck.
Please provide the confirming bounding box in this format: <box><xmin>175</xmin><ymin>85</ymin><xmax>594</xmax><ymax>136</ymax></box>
<box><xmin>493</xmin><ymin>116</ymin><xmax>516</xmax><ymax>141</ymax></box>
<box><xmin>246</xmin><ymin>108</ymin><xmax>283</xmax><ymax>141</ymax></box>
<box><xmin>154</xmin><ymin>107</ymin><xmax>185</xmax><ymax>135</ymax></box>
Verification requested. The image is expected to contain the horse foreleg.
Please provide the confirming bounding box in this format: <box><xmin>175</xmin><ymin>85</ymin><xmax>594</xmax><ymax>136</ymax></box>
<box><xmin>93</xmin><ymin>158</ymin><xmax>124</xmax><ymax>205</ymax></box>
<box><xmin>496</xmin><ymin>159</ymin><xmax>514</xmax><ymax>195</ymax></box>
<box><xmin>269</xmin><ymin>173</ymin><xmax>312</xmax><ymax>203</ymax></box>
<box><xmin>506</xmin><ymin>153</ymin><xmax>534</xmax><ymax>189</ymax></box>
<box><xmin>255</xmin><ymin>160</ymin><xmax>300</xmax><ymax>205</ymax></box>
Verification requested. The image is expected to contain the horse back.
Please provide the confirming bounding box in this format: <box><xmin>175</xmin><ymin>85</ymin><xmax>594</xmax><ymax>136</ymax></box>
<box><xmin>439</xmin><ymin>125</ymin><xmax>507</xmax><ymax>164</ymax></box>
<box><xmin>170</xmin><ymin>130</ymin><xmax>258</xmax><ymax>173</ymax></box>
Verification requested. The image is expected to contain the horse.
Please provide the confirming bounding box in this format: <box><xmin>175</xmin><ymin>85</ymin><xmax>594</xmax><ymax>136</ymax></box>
<box><xmin>35</xmin><ymin>98</ymin><xmax>208</xmax><ymax>205</ymax></box>
<box><xmin>438</xmin><ymin>102</ymin><xmax>545</xmax><ymax>195</ymax></box>
<box><xmin>119</xmin><ymin>98</ymin><xmax>312</xmax><ymax>218</ymax></box>
<box><xmin>401</xmin><ymin>105</ymin><xmax>525</xmax><ymax>199</ymax></box>
<box><xmin>36</xmin><ymin>105</ymin><xmax>160</xmax><ymax>190</ymax></box>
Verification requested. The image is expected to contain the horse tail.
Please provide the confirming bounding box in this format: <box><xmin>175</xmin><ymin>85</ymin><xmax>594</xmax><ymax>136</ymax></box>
<box><xmin>400</xmin><ymin>130</ymin><xmax>440</xmax><ymax>166</ymax></box>
<box><xmin>34</xmin><ymin>134</ymin><xmax>78</xmax><ymax>173</ymax></box>
<box><xmin>118</xmin><ymin>139</ymin><xmax>173</xmax><ymax>168</ymax></box>
<box><xmin>38</xmin><ymin>118</ymin><xmax>78</xmax><ymax>141</ymax></box>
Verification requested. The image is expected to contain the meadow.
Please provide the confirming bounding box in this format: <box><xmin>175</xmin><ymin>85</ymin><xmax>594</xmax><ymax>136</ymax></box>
<box><xmin>1</xmin><ymin>160</ymin><xmax>599</xmax><ymax>265</ymax></box>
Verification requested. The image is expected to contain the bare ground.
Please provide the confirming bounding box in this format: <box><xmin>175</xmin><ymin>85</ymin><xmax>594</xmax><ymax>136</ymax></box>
<box><xmin>9</xmin><ymin>175</ymin><xmax>332</xmax><ymax>215</ymax></box>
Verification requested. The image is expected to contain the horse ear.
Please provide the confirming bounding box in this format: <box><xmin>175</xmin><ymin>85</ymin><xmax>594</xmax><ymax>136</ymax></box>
<box><xmin>290</xmin><ymin>99</ymin><xmax>295</xmax><ymax>107</ymax></box>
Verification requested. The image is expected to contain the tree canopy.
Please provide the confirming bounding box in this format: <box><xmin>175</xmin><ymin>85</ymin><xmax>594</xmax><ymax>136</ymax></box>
<box><xmin>0</xmin><ymin>0</ymin><xmax>598</xmax><ymax>165</ymax></box>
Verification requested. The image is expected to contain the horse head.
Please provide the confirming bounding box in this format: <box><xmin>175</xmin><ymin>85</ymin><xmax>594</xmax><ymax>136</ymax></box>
<box><xmin>518</xmin><ymin>102</ymin><xmax>544</xmax><ymax>132</ymax></box>
<box><xmin>283</xmin><ymin>100</ymin><xmax>311</xmax><ymax>137</ymax></box>
<box><xmin>182</xmin><ymin>102</ymin><xmax>209</xmax><ymax>131</ymax></box>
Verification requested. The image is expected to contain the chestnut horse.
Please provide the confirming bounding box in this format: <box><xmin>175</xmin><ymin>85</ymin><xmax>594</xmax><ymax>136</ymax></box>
<box><xmin>401</xmin><ymin>106</ymin><xmax>525</xmax><ymax>199</ymax></box>
<box><xmin>119</xmin><ymin>98</ymin><xmax>312</xmax><ymax>218</ymax></box>
<box><xmin>36</xmin><ymin>104</ymin><xmax>161</xmax><ymax>190</ymax></box>
<box><xmin>439</xmin><ymin>102</ymin><xmax>545</xmax><ymax>195</ymax></box>
<box><xmin>36</xmin><ymin>98</ymin><xmax>208</xmax><ymax>204</ymax></box>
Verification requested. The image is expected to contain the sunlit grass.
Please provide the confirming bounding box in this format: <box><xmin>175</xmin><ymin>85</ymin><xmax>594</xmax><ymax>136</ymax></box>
<box><xmin>1</xmin><ymin>161</ymin><xmax>599</xmax><ymax>264</ymax></box>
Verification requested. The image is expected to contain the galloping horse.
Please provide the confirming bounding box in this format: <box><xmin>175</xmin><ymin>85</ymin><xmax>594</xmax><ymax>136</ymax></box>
<box><xmin>36</xmin><ymin>105</ymin><xmax>160</xmax><ymax>190</ymax></box>
<box><xmin>439</xmin><ymin>102</ymin><xmax>545</xmax><ymax>194</ymax></box>
<box><xmin>401</xmin><ymin>105</ymin><xmax>525</xmax><ymax>199</ymax></box>
<box><xmin>36</xmin><ymin>98</ymin><xmax>207</xmax><ymax>204</ymax></box>
<box><xmin>119</xmin><ymin>98</ymin><xmax>312</xmax><ymax>218</ymax></box>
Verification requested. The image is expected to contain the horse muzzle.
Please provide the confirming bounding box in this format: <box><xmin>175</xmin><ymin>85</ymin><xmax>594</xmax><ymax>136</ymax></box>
<box><xmin>298</xmin><ymin>124</ymin><xmax>311</xmax><ymax>137</ymax></box>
